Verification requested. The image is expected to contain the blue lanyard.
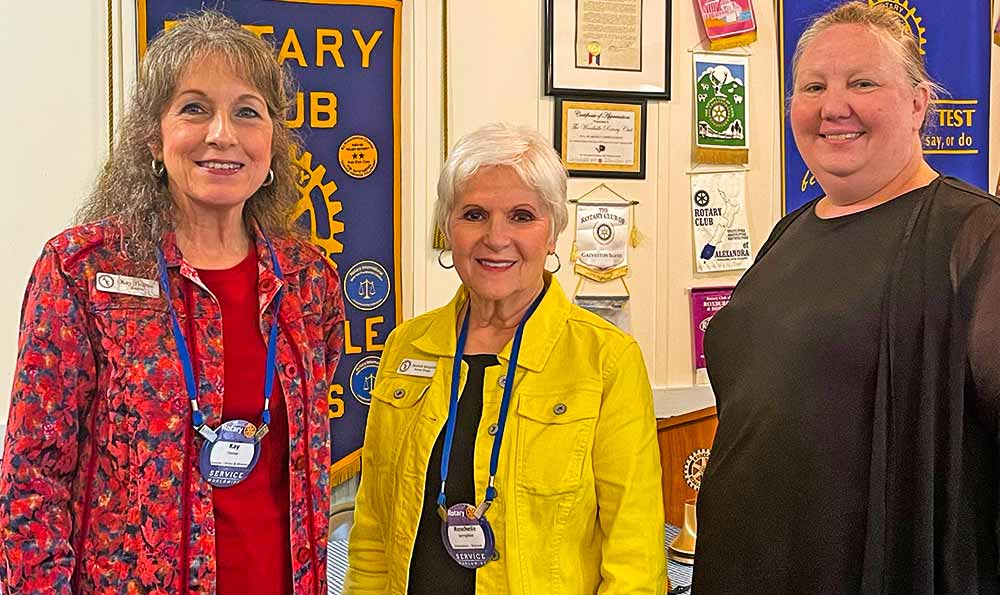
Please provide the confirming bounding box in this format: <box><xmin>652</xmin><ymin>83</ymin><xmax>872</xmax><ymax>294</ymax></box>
<box><xmin>437</xmin><ymin>288</ymin><xmax>546</xmax><ymax>518</ymax></box>
<box><xmin>155</xmin><ymin>235</ymin><xmax>284</xmax><ymax>437</ymax></box>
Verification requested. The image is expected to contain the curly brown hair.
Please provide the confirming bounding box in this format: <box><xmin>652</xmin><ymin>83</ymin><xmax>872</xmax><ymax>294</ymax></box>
<box><xmin>77</xmin><ymin>10</ymin><xmax>303</xmax><ymax>265</ymax></box>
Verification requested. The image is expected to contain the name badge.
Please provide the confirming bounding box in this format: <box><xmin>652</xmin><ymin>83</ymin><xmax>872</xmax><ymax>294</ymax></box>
<box><xmin>198</xmin><ymin>419</ymin><xmax>261</xmax><ymax>488</ymax></box>
<box><xmin>396</xmin><ymin>358</ymin><xmax>437</xmax><ymax>378</ymax></box>
<box><xmin>440</xmin><ymin>503</ymin><xmax>496</xmax><ymax>569</ymax></box>
<box><xmin>96</xmin><ymin>272</ymin><xmax>160</xmax><ymax>299</ymax></box>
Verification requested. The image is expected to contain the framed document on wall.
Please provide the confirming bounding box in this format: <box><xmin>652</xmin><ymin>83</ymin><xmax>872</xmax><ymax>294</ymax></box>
<box><xmin>545</xmin><ymin>0</ymin><xmax>671</xmax><ymax>99</ymax></box>
<box><xmin>555</xmin><ymin>97</ymin><xmax>647</xmax><ymax>179</ymax></box>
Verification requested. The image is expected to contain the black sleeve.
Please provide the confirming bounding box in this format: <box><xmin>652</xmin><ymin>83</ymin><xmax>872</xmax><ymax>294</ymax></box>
<box><xmin>956</xmin><ymin>202</ymin><xmax>1000</xmax><ymax>422</ymax></box>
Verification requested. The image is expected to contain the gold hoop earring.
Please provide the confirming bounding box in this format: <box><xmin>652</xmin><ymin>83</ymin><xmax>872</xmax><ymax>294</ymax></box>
<box><xmin>437</xmin><ymin>249</ymin><xmax>454</xmax><ymax>269</ymax></box>
<box><xmin>545</xmin><ymin>252</ymin><xmax>561</xmax><ymax>274</ymax></box>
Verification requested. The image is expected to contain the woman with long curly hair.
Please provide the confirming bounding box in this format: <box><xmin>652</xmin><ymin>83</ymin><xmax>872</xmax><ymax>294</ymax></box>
<box><xmin>0</xmin><ymin>11</ymin><xmax>343</xmax><ymax>594</ymax></box>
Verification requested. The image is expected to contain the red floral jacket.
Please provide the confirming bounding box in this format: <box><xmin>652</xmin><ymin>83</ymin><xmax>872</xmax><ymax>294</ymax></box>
<box><xmin>0</xmin><ymin>219</ymin><xmax>344</xmax><ymax>594</ymax></box>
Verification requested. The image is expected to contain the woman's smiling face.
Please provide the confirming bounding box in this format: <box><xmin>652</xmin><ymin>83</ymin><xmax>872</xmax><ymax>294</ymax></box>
<box><xmin>448</xmin><ymin>166</ymin><xmax>554</xmax><ymax>306</ymax></box>
<box><xmin>155</xmin><ymin>54</ymin><xmax>274</xmax><ymax>216</ymax></box>
<box><xmin>790</xmin><ymin>24</ymin><xmax>929</xmax><ymax>197</ymax></box>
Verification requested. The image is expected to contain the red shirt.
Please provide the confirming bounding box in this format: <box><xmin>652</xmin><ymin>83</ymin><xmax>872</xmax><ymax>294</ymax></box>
<box><xmin>198</xmin><ymin>248</ymin><xmax>293</xmax><ymax>595</ymax></box>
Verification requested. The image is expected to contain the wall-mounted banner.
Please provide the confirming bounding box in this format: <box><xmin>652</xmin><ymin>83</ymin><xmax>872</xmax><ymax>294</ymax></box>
<box><xmin>779</xmin><ymin>0</ymin><xmax>992</xmax><ymax>213</ymax></box>
<box><xmin>690</xmin><ymin>286</ymin><xmax>733</xmax><ymax>384</ymax></box>
<box><xmin>138</xmin><ymin>0</ymin><xmax>402</xmax><ymax>486</ymax></box>
<box><xmin>691</xmin><ymin>170</ymin><xmax>752</xmax><ymax>273</ymax></box>
<box><xmin>693</xmin><ymin>52</ymin><xmax>749</xmax><ymax>164</ymax></box>
<box><xmin>696</xmin><ymin>0</ymin><xmax>757</xmax><ymax>50</ymax></box>
<box><xmin>573</xmin><ymin>202</ymin><xmax>631</xmax><ymax>281</ymax></box>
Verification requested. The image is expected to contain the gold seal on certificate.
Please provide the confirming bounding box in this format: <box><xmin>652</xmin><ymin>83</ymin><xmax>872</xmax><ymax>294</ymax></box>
<box><xmin>554</xmin><ymin>98</ymin><xmax>646</xmax><ymax>179</ymax></box>
<box><xmin>574</xmin><ymin>0</ymin><xmax>641</xmax><ymax>70</ymax></box>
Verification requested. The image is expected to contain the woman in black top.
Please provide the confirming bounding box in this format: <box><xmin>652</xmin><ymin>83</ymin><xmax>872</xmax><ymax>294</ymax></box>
<box><xmin>695</xmin><ymin>3</ymin><xmax>1000</xmax><ymax>593</ymax></box>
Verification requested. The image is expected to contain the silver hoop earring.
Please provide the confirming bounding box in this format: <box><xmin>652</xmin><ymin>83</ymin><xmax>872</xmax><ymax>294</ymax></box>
<box><xmin>261</xmin><ymin>169</ymin><xmax>275</xmax><ymax>187</ymax></box>
<box><xmin>151</xmin><ymin>159</ymin><xmax>165</xmax><ymax>178</ymax></box>
<box><xmin>545</xmin><ymin>252</ymin><xmax>561</xmax><ymax>274</ymax></box>
<box><xmin>437</xmin><ymin>249</ymin><xmax>454</xmax><ymax>269</ymax></box>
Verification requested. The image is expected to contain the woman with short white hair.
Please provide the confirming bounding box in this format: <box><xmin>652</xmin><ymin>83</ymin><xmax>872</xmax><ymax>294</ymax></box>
<box><xmin>346</xmin><ymin>123</ymin><xmax>666</xmax><ymax>594</ymax></box>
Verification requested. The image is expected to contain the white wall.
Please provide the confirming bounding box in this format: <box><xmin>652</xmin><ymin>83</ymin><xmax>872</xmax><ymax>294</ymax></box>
<box><xmin>0</xmin><ymin>1</ymin><xmax>111</xmax><ymax>422</ymax></box>
<box><xmin>1</xmin><ymin>1</ymin><xmax>999</xmax><ymax>421</ymax></box>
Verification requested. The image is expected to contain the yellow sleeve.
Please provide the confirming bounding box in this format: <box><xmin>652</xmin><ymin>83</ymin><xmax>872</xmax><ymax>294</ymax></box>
<box><xmin>593</xmin><ymin>339</ymin><xmax>668</xmax><ymax>594</ymax></box>
<box><xmin>343</xmin><ymin>331</ymin><xmax>398</xmax><ymax>594</ymax></box>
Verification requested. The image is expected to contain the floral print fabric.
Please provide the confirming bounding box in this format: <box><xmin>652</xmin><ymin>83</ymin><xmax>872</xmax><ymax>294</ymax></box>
<box><xmin>0</xmin><ymin>219</ymin><xmax>344</xmax><ymax>594</ymax></box>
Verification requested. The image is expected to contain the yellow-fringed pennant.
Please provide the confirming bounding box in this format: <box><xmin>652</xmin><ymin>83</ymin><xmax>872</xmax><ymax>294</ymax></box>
<box><xmin>693</xmin><ymin>52</ymin><xmax>749</xmax><ymax>165</ymax></box>
<box><xmin>570</xmin><ymin>184</ymin><xmax>639</xmax><ymax>283</ymax></box>
<box><xmin>696</xmin><ymin>0</ymin><xmax>758</xmax><ymax>50</ymax></box>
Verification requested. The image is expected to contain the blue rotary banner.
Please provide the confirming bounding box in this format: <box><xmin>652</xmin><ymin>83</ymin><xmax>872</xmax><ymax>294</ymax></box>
<box><xmin>779</xmin><ymin>0</ymin><xmax>992</xmax><ymax>213</ymax></box>
<box><xmin>139</xmin><ymin>0</ymin><xmax>401</xmax><ymax>485</ymax></box>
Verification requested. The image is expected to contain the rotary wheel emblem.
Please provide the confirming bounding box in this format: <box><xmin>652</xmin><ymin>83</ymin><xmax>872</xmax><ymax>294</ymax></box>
<box><xmin>683</xmin><ymin>448</ymin><xmax>711</xmax><ymax>491</ymax></box>
<box><xmin>291</xmin><ymin>148</ymin><xmax>345</xmax><ymax>261</ymax></box>
<box><xmin>710</xmin><ymin>103</ymin><xmax>729</xmax><ymax>124</ymax></box>
<box><xmin>869</xmin><ymin>0</ymin><xmax>927</xmax><ymax>55</ymax></box>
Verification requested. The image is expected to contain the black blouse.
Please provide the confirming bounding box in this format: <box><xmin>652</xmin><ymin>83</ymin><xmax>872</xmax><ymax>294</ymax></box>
<box><xmin>695</xmin><ymin>178</ymin><xmax>1000</xmax><ymax>593</ymax></box>
<box><xmin>408</xmin><ymin>354</ymin><xmax>499</xmax><ymax>595</ymax></box>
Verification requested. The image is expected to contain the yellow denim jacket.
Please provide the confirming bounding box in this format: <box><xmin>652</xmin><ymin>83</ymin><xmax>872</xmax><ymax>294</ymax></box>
<box><xmin>345</xmin><ymin>276</ymin><xmax>667</xmax><ymax>594</ymax></box>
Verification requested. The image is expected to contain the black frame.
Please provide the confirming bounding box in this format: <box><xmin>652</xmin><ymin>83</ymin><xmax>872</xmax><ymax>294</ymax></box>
<box><xmin>554</xmin><ymin>96</ymin><xmax>648</xmax><ymax>179</ymax></box>
<box><xmin>545</xmin><ymin>0</ymin><xmax>671</xmax><ymax>99</ymax></box>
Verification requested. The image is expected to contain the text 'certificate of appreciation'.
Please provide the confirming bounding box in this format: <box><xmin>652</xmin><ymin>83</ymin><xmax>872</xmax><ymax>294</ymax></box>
<box><xmin>556</xmin><ymin>98</ymin><xmax>646</xmax><ymax>178</ymax></box>
<box><xmin>567</xmin><ymin>109</ymin><xmax>635</xmax><ymax>165</ymax></box>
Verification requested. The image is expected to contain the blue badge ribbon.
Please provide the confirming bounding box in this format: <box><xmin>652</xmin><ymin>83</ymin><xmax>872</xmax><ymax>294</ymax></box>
<box><xmin>155</xmin><ymin>233</ymin><xmax>284</xmax><ymax>439</ymax></box>
<box><xmin>437</xmin><ymin>288</ymin><xmax>546</xmax><ymax>518</ymax></box>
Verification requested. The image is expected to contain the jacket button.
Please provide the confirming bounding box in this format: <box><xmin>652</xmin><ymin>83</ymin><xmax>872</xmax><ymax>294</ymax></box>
<box><xmin>488</xmin><ymin>424</ymin><xmax>498</xmax><ymax>436</ymax></box>
<box><xmin>392</xmin><ymin>388</ymin><xmax>406</xmax><ymax>399</ymax></box>
<box><xmin>296</xmin><ymin>546</ymin><xmax>311</xmax><ymax>565</ymax></box>
<box><xmin>491</xmin><ymin>550</ymin><xmax>501</xmax><ymax>561</ymax></box>
<box><xmin>497</xmin><ymin>377</ymin><xmax>507</xmax><ymax>388</ymax></box>
<box><xmin>261</xmin><ymin>278</ymin><xmax>275</xmax><ymax>292</ymax></box>
<box><xmin>293</xmin><ymin>457</ymin><xmax>306</xmax><ymax>471</ymax></box>
<box><xmin>285</xmin><ymin>364</ymin><xmax>298</xmax><ymax>379</ymax></box>
<box><xmin>553</xmin><ymin>403</ymin><xmax>567</xmax><ymax>415</ymax></box>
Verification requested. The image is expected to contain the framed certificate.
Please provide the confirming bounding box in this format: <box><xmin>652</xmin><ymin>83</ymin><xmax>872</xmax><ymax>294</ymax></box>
<box><xmin>554</xmin><ymin>97</ymin><xmax>647</xmax><ymax>179</ymax></box>
<box><xmin>545</xmin><ymin>0</ymin><xmax>671</xmax><ymax>99</ymax></box>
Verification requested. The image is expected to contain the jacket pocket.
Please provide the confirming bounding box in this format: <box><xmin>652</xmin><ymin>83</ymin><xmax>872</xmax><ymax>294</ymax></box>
<box><xmin>370</xmin><ymin>375</ymin><xmax>432</xmax><ymax>410</ymax></box>
<box><xmin>514</xmin><ymin>389</ymin><xmax>600</xmax><ymax>496</ymax></box>
<box><xmin>366</xmin><ymin>375</ymin><xmax>433</xmax><ymax>470</ymax></box>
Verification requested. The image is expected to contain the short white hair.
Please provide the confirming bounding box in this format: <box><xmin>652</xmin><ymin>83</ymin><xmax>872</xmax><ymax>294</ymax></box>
<box><xmin>435</xmin><ymin>123</ymin><xmax>568</xmax><ymax>244</ymax></box>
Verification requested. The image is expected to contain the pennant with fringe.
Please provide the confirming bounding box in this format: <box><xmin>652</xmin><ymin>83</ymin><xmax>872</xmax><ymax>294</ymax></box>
<box><xmin>697</xmin><ymin>0</ymin><xmax>758</xmax><ymax>50</ymax></box>
<box><xmin>693</xmin><ymin>52</ymin><xmax>749</xmax><ymax>164</ymax></box>
<box><xmin>570</xmin><ymin>184</ymin><xmax>640</xmax><ymax>284</ymax></box>
<box><xmin>573</xmin><ymin>202</ymin><xmax>632</xmax><ymax>282</ymax></box>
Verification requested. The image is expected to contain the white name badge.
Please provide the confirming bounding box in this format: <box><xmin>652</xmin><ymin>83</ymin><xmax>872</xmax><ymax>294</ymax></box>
<box><xmin>209</xmin><ymin>441</ymin><xmax>256</xmax><ymax>468</ymax></box>
<box><xmin>396</xmin><ymin>358</ymin><xmax>437</xmax><ymax>377</ymax></box>
<box><xmin>448</xmin><ymin>524</ymin><xmax>486</xmax><ymax>550</ymax></box>
<box><xmin>96</xmin><ymin>272</ymin><xmax>160</xmax><ymax>299</ymax></box>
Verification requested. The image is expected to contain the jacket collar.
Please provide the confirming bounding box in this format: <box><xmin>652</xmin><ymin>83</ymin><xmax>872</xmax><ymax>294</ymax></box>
<box><xmin>411</xmin><ymin>273</ymin><xmax>571</xmax><ymax>373</ymax></box>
